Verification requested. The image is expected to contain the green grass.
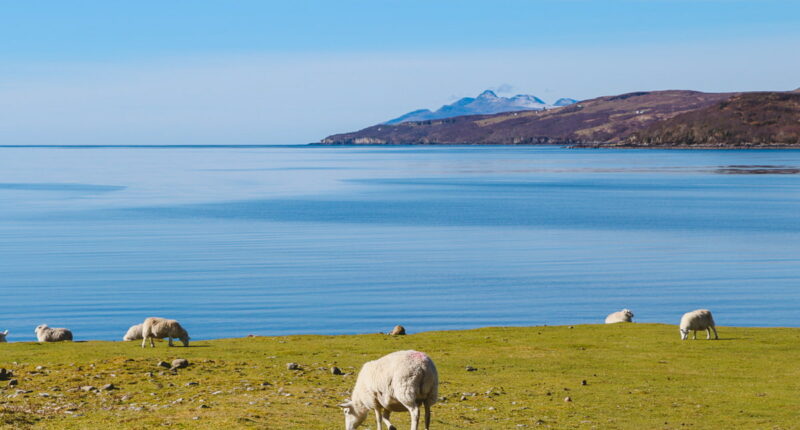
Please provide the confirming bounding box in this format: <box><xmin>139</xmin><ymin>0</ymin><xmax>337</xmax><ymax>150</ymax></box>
<box><xmin>1</xmin><ymin>324</ymin><xmax>799</xmax><ymax>429</ymax></box>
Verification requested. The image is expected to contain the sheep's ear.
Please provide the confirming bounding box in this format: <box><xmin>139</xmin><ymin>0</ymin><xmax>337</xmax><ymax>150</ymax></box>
<box><xmin>339</xmin><ymin>400</ymin><xmax>353</xmax><ymax>409</ymax></box>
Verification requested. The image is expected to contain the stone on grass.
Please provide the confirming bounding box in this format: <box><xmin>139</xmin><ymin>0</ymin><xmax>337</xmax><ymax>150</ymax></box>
<box><xmin>286</xmin><ymin>363</ymin><xmax>300</xmax><ymax>370</ymax></box>
<box><xmin>330</xmin><ymin>366</ymin><xmax>343</xmax><ymax>375</ymax></box>
<box><xmin>80</xmin><ymin>386</ymin><xmax>96</xmax><ymax>392</ymax></box>
<box><xmin>157</xmin><ymin>361</ymin><xmax>170</xmax><ymax>369</ymax></box>
<box><xmin>101</xmin><ymin>383</ymin><xmax>116</xmax><ymax>391</ymax></box>
<box><xmin>465</xmin><ymin>366</ymin><xmax>478</xmax><ymax>372</ymax></box>
<box><xmin>170</xmin><ymin>359</ymin><xmax>189</xmax><ymax>370</ymax></box>
<box><xmin>389</xmin><ymin>325</ymin><xmax>406</xmax><ymax>336</ymax></box>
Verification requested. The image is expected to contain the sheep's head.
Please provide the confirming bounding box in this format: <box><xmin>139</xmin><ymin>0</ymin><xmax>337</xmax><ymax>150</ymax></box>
<box><xmin>179</xmin><ymin>328</ymin><xmax>190</xmax><ymax>347</ymax></box>
<box><xmin>340</xmin><ymin>400</ymin><xmax>367</xmax><ymax>430</ymax></box>
<box><xmin>623</xmin><ymin>309</ymin><xmax>634</xmax><ymax>319</ymax></box>
<box><xmin>34</xmin><ymin>325</ymin><xmax>48</xmax><ymax>335</ymax></box>
<box><xmin>680</xmin><ymin>328</ymin><xmax>689</xmax><ymax>340</ymax></box>
<box><xmin>0</xmin><ymin>330</ymin><xmax>7</xmax><ymax>342</ymax></box>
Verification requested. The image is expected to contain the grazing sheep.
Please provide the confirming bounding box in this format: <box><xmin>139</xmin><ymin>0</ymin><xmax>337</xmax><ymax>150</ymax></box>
<box><xmin>605</xmin><ymin>309</ymin><xmax>634</xmax><ymax>324</ymax></box>
<box><xmin>141</xmin><ymin>317</ymin><xmax>190</xmax><ymax>348</ymax></box>
<box><xmin>340</xmin><ymin>350</ymin><xmax>438</xmax><ymax>430</ymax></box>
<box><xmin>34</xmin><ymin>325</ymin><xmax>73</xmax><ymax>342</ymax></box>
<box><xmin>123</xmin><ymin>323</ymin><xmax>143</xmax><ymax>341</ymax></box>
<box><xmin>680</xmin><ymin>309</ymin><xmax>718</xmax><ymax>340</ymax></box>
<box><xmin>0</xmin><ymin>330</ymin><xmax>7</xmax><ymax>342</ymax></box>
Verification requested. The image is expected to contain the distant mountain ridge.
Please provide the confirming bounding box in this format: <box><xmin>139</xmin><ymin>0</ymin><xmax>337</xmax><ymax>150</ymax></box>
<box><xmin>321</xmin><ymin>88</ymin><xmax>800</xmax><ymax>147</ymax></box>
<box><xmin>385</xmin><ymin>90</ymin><xmax>576</xmax><ymax>124</ymax></box>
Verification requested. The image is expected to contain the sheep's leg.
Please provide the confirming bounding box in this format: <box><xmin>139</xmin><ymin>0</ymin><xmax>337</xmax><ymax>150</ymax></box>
<box><xmin>711</xmin><ymin>326</ymin><xmax>718</xmax><ymax>340</ymax></box>
<box><xmin>408</xmin><ymin>404</ymin><xmax>420</xmax><ymax>430</ymax></box>
<box><xmin>141</xmin><ymin>337</ymin><xmax>147</xmax><ymax>348</ymax></box>
<box><xmin>168</xmin><ymin>337</ymin><xmax>174</xmax><ymax>347</ymax></box>
<box><xmin>150</xmin><ymin>336</ymin><xmax>155</xmax><ymax>348</ymax></box>
<box><xmin>692</xmin><ymin>330</ymin><xmax>697</xmax><ymax>340</ymax></box>
<box><xmin>374</xmin><ymin>408</ymin><xmax>383</xmax><ymax>430</ymax></box>
<box><xmin>381</xmin><ymin>409</ymin><xmax>395</xmax><ymax>430</ymax></box>
<box><xmin>706</xmin><ymin>328</ymin><xmax>711</xmax><ymax>340</ymax></box>
<box><xmin>424</xmin><ymin>399</ymin><xmax>432</xmax><ymax>430</ymax></box>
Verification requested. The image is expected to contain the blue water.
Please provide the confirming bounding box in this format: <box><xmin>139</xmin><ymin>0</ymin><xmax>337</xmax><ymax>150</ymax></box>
<box><xmin>1</xmin><ymin>145</ymin><xmax>799</xmax><ymax>341</ymax></box>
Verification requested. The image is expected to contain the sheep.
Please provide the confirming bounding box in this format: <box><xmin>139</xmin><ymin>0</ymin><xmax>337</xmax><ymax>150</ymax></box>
<box><xmin>605</xmin><ymin>309</ymin><xmax>634</xmax><ymax>324</ymax></box>
<box><xmin>34</xmin><ymin>324</ymin><xmax>73</xmax><ymax>342</ymax></box>
<box><xmin>0</xmin><ymin>330</ymin><xmax>7</xmax><ymax>342</ymax></box>
<box><xmin>141</xmin><ymin>317</ymin><xmax>190</xmax><ymax>348</ymax></box>
<box><xmin>680</xmin><ymin>309</ymin><xmax>718</xmax><ymax>340</ymax></box>
<box><xmin>123</xmin><ymin>323</ymin><xmax>143</xmax><ymax>341</ymax></box>
<box><xmin>340</xmin><ymin>350</ymin><xmax>438</xmax><ymax>430</ymax></box>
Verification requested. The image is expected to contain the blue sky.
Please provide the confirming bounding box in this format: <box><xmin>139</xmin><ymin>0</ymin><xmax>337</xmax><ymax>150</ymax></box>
<box><xmin>2</xmin><ymin>1</ymin><xmax>799</xmax><ymax>144</ymax></box>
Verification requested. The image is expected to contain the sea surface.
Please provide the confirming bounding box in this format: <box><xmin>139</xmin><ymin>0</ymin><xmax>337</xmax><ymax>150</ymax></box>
<box><xmin>1</xmin><ymin>145</ymin><xmax>799</xmax><ymax>341</ymax></box>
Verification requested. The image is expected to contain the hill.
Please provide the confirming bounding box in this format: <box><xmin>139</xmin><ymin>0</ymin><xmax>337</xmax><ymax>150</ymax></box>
<box><xmin>620</xmin><ymin>91</ymin><xmax>800</xmax><ymax>147</ymax></box>
<box><xmin>322</xmin><ymin>90</ymin><xmax>735</xmax><ymax>145</ymax></box>
<box><xmin>1</xmin><ymin>325</ymin><xmax>799</xmax><ymax>429</ymax></box>
<box><xmin>321</xmin><ymin>89</ymin><xmax>800</xmax><ymax>147</ymax></box>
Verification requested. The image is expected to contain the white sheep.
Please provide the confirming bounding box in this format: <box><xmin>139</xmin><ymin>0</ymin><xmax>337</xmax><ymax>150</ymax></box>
<box><xmin>340</xmin><ymin>350</ymin><xmax>438</xmax><ymax>430</ymax></box>
<box><xmin>680</xmin><ymin>309</ymin><xmax>718</xmax><ymax>340</ymax></box>
<box><xmin>123</xmin><ymin>323</ymin><xmax>143</xmax><ymax>341</ymax></box>
<box><xmin>0</xmin><ymin>330</ymin><xmax>7</xmax><ymax>342</ymax></box>
<box><xmin>605</xmin><ymin>309</ymin><xmax>634</xmax><ymax>324</ymax></box>
<box><xmin>34</xmin><ymin>324</ymin><xmax>73</xmax><ymax>342</ymax></box>
<box><xmin>141</xmin><ymin>317</ymin><xmax>190</xmax><ymax>348</ymax></box>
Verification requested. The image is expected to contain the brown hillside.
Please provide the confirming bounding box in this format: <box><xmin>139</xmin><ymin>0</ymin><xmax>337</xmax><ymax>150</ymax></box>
<box><xmin>622</xmin><ymin>92</ymin><xmax>800</xmax><ymax>147</ymax></box>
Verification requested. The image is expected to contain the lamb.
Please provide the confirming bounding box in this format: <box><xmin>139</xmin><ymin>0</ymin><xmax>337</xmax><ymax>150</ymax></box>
<box><xmin>34</xmin><ymin>325</ymin><xmax>73</xmax><ymax>342</ymax></box>
<box><xmin>680</xmin><ymin>309</ymin><xmax>718</xmax><ymax>340</ymax></box>
<box><xmin>141</xmin><ymin>317</ymin><xmax>190</xmax><ymax>347</ymax></box>
<box><xmin>0</xmin><ymin>330</ymin><xmax>7</xmax><ymax>342</ymax></box>
<box><xmin>123</xmin><ymin>323</ymin><xmax>143</xmax><ymax>341</ymax></box>
<box><xmin>605</xmin><ymin>309</ymin><xmax>634</xmax><ymax>324</ymax></box>
<box><xmin>340</xmin><ymin>350</ymin><xmax>438</xmax><ymax>430</ymax></box>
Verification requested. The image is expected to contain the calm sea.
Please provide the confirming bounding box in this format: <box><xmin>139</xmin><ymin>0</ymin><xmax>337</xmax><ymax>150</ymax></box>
<box><xmin>1</xmin><ymin>145</ymin><xmax>799</xmax><ymax>341</ymax></box>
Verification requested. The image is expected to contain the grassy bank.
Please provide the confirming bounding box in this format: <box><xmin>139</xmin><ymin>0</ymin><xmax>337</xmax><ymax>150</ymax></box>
<box><xmin>1</xmin><ymin>324</ymin><xmax>798</xmax><ymax>429</ymax></box>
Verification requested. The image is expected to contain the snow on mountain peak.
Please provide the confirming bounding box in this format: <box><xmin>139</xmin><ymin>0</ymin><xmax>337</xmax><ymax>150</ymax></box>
<box><xmin>385</xmin><ymin>90</ymin><xmax>576</xmax><ymax>124</ymax></box>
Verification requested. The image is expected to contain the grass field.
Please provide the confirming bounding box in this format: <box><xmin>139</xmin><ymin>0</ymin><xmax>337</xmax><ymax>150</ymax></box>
<box><xmin>1</xmin><ymin>324</ymin><xmax>798</xmax><ymax>429</ymax></box>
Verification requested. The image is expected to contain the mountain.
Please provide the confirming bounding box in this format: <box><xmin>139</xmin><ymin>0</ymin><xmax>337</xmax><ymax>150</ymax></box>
<box><xmin>384</xmin><ymin>90</ymin><xmax>574</xmax><ymax>124</ymax></box>
<box><xmin>322</xmin><ymin>90</ymin><xmax>736</xmax><ymax>145</ymax></box>
<box><xmin>554</xmin><ymin>98</ymin><xmax>578</xmax><ymax>107</ymax></box>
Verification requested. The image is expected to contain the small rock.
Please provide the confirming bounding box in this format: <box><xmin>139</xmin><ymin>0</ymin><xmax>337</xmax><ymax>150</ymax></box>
<box><xmin>185</xmin><ymin>382</ymin><xmax>199</xmax><ymax>386</ymax></box>
<box><xmin>330</xmin><ymin>366</ymin><xmax>343</xmax><ymax>375</ymax></box>
<box><xmin>80</xmin><ymin>386</ymin><xmax>96</xmax><ymax>392</ymax></box>
<box><xmin>465</xmin><ymin>366</ymin><xmax>478</xmax><ymax>372</ymax></box>
<box><xmin>389</xmin><ymin>325</ymin><xmax>406</xmax><ymax>336</ymax></box>
<box><xmin>8</xmin><ymin>379</ymin><xmax>18</xmax><ymax>387</ymax></box>
<box><xmin>39</xmin><ymin>392</ymin><xmax>50</xmax><ymax>397</ymax></box>
<box><xmin>35</xmin><ymin>366</ymin><xmax>44</xmax><ymax>371</ymax></box>
<box><xmin>259</xmin><ymin>382</ymin><xmax>272</xmax><ymax>386</ymax></box>
<box><xmin>211</xmin><ymin>391</ymin><xmax>223</xmax><ymax>395</ymax></box>
<box><xmin>170</xmin><ymin>359</ymin><xmax>189</xmax><ymax>370</ymax></box>
<box><xmin>0</xmin><ymin>368</ymin><xmax>13</xmax><ymax>380</ymax></box>
<box><xmin>198</xmin><ymin>404</ymin><xmax>210</xmax><ymax>409</ymax></box>
<box><xmin>286</xmin><ymin>363</ymin><xmax>300</xmax><ymax>371</ymax></box>
<box><xmin>101</xmin><ymin>383</ymin><xmax>116</xmax><ymax>391</ymax></box>
<box><xmin>460</xmin><ymin>395</ymin><xmax>468</xmax><ymax>401</ymax></box>
<box><xmin>16</xmin><ymin>389</ymin><xmax>32</xmax><ymax>395</ymax></box>
<box><xmin>569</xmin><ymin>326</ymin><xmax>574</xmax><ymax>329</ymax></box>
<box><xmin>564</xmin><ymin>396</ymin><xmax>572</xmax><ymax>402</ymax></box>
<box><xmin>157</xmin><ymin>361</ymin><xmax>170</xmax><ymax>369</ymax></box>
<box><xmin>144</xmin><ymin>372</ymin><xmax>153</xmax><ymax>378</ymax></box>
<box><xmin>581</xmin><ymin>380</ymin><xmax>587</xmax><ymax>386</ymax></box>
